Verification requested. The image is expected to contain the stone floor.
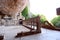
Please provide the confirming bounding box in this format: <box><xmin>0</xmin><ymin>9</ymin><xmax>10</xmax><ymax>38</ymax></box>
<box><xmin>0</xmin><ymin>25</ymin><xmax>60</xmax><ymax>40</ymax></box>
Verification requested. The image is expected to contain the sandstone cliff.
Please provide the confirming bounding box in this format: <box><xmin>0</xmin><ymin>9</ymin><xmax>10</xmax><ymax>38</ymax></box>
<box><xmin>0</xmin><ymin>0</ymin><xmax>28</xmax><ymax>19</ymax></box>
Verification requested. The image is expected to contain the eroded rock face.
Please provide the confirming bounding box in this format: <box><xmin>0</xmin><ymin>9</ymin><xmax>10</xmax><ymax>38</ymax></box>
<box><xmin>0</xmin><ymin>0</ymin><xmax>28</xmax><ymax>19</ymax></box>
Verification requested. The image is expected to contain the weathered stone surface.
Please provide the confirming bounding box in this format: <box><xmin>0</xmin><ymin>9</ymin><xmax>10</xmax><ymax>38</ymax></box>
<box><xmin>0</xmin><ymin>27</ymin><xmax>60</xmax><ymax>40</ymax></box>
<box><xmin>0</xmin><ymin>0</ymin><xmax>28</xmax><ymax>19</ymax></box>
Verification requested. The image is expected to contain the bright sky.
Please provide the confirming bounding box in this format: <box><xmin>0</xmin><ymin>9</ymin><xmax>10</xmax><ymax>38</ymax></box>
<box><xmin>29</xmin><ymin>0</ymin><xmax>60</xmax><ymax>21</ymax></box>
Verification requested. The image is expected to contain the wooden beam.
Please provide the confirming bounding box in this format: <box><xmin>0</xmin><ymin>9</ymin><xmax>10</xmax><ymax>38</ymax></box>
<box><xmin>15</xmin><ymin>31</ymin><xmax>41</xmax><ymax>37</ymax></box>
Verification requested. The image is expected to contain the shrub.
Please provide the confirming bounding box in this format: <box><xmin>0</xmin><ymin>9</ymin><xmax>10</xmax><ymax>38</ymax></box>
<box><xmin>51</xmin><ymin>16</ymin><xmax>60</xmax><ymax>27</ymax></box>
<box><xmin>39</xmin><ymin>15</ymin><xmax>47</xmax><ymax>23</ymax></box>
<box><xmin>55</xmin><ymin>21</ymin><xmax>60</xmax><ymax>28</ymax></box>
<box><xmin>22</xmin><ymin>6</ymin><xmax>29</xmax><ymax>19</ymax></box>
